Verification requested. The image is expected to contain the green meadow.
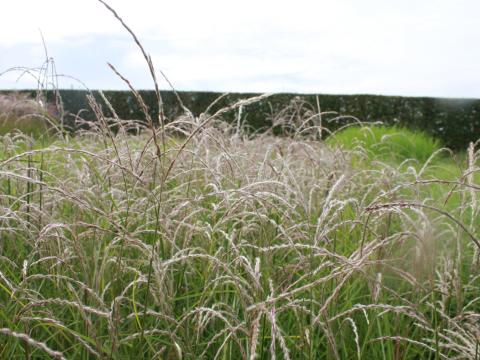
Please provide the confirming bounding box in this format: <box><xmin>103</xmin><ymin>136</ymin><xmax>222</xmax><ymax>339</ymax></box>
<box><xmin>0</xmin><ymin>2</ymin><xmax>479</xmax><ymax>358</ymax></box>
<box><xmin>0</xmin><ymin>97</ymin><xmax>479</xmax><ymax>359</ymax></box>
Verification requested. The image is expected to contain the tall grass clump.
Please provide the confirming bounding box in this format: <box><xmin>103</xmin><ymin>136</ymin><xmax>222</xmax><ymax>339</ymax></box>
<box><xmin>327</xmin><ymin>125</ymin><xmax>442</xmax><ymax>163</ymax></box>
<box><xmin>0</xmin><ymin>93</ymin><xmax>57</xmax><ymax>139</ymax></box>
<box><xmin>0</xmin><ymin>1</ymin><xmax>479</xmax><ymax>359</ymax></box>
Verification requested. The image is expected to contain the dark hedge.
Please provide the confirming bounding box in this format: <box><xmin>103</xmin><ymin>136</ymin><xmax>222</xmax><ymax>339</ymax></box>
<box><xmin>2</xmin><ymin>90</ymin><xmax>479</xmax><ymax>150</ymax></box>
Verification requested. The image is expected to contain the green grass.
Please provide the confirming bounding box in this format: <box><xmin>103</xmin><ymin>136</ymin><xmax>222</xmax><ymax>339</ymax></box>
<box><xmin>0</xmin><ymin>3</ymin><xmax>479</xmax><ymax>358</ymax></box>
<box><xmin>0</xmin><ymin>115</ymin><xmax>51</xmax><ymax>139</ymax></box>
<box><xmin>0</xmin><ymin>117</ymin><xmax>478</xmax><ymax>359</ymax></box>
<box><xmin>326</xmin><ymin>125</ymin><xmax>443</xmax><ymax>163</ymax></box>
<box><xmin>0</xmin><ymin>93</ymin><xmax>59</xmax><ymax>140</ymax></box>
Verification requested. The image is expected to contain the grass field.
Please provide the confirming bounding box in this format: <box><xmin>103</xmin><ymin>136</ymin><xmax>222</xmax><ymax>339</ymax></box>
<box><xmin>0</xmin><ymin>1</ymin><xmax>479</xmax><ymax>357</ymax></box>
<box><xmin>0</xmin><ymin>100</ymin><xmax>479</xmax><ymax>359</ymax></box>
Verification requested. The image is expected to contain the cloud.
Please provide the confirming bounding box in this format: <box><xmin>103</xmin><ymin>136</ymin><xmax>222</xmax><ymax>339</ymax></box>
<box><xmin>1</xmin><ymin>0</ymin><xmax>479</xmax><ymax>97</ymax></box>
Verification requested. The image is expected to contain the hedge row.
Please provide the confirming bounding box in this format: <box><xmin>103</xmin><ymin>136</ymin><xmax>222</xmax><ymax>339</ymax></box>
<box><xmin>3</xmin><ymin>90</ymin><xmax>479</xmax><ymax>150</ymax></box>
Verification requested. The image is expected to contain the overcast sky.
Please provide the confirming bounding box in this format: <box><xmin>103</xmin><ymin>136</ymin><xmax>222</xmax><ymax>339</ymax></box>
<box><xmin>1</xmin><ymin>0</ymin><xmax>479</xmax><ymax>98</ymax></box>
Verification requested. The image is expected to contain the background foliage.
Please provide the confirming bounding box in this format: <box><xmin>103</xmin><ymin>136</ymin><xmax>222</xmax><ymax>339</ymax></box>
<box><xmin>1</xmin><ymin>90</ymin><xmax>479</xmax><ymax>149</ymax></box>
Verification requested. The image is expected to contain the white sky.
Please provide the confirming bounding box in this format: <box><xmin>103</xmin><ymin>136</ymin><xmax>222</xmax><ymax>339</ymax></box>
<box><xmin>1</xmin><ymin>0</ymin><xmax>479</xmax><ymax>97</ymax></box>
